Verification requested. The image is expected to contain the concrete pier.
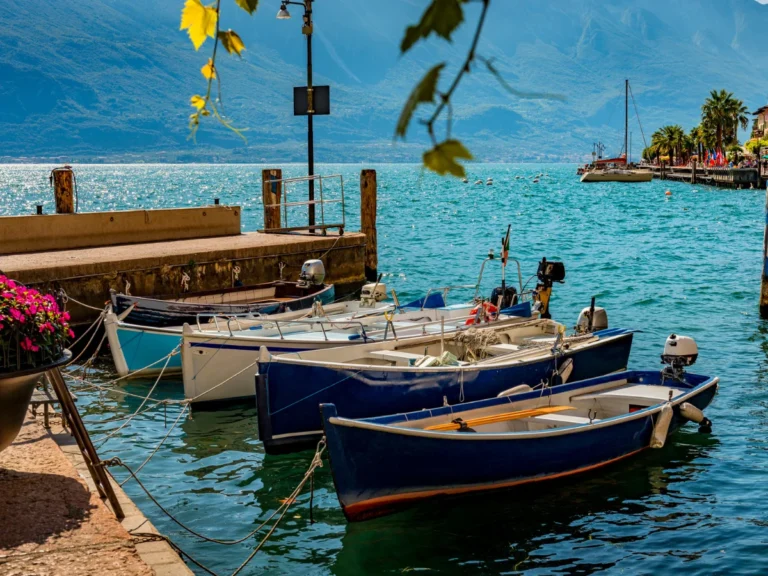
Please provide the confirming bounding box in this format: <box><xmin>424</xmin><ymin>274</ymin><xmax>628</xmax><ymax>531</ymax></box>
<box><xmin>0</xmin><ymin>231</ymin><xmax>366</xmax><ymax>325</ymax></box>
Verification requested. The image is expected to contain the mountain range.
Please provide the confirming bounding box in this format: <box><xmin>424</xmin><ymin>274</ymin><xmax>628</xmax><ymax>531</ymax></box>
<box><xmin>2</xmin><ymin>0</ymin><xmax>768</xmax><ymax>163</ymax></box>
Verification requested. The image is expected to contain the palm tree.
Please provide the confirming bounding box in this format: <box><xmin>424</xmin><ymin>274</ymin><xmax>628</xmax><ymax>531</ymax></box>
<box><xmin>651</xmin><ymin>125</ymin><xmax>688</xmax><ymax>164</ymax></box>
<box><xmin>701</xmin><ymin>89</ymin><xmax>749</xmax><ymax>149</ymax></box>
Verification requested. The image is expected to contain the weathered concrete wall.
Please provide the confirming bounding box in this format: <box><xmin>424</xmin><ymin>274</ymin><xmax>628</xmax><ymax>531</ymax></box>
<box><xmin>0</xmin><ymin>206</ymin><xmax>241</xmax><ymax>255</ymax></box>
<box><xmin>0</xmin><ymin>232</ymin><xmax>367</xmax><ymax>325</ymax></box>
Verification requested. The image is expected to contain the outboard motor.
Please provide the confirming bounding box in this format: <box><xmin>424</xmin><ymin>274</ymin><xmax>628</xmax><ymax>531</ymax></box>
<box><xmin>660</xmin><ymin>333</ymin><xmax>698</xmax><ymax>382</ymax></box>
<box><xmin>660</xmin><ymin>334</ymin><xmax>711</xmax><ymax>432</ymax></box>
<box><xmin>490</xmin><ymin>285</ymin><xmax>517</xmax><ymax>309</ymax></box>
<box><xmin>298</xmin><ymin>259</ymin><xmax>326</xmax><ymax>287</ymax></box>
<box><xmin>576</xmin><ymin>306</ymin><xmax>608</xmax><ymax>334</ymax></box>
<box><xmin>360</xmin><ymin>282</ymin><xmax>387</xmax><ymax>307</ymax></box>
<box><xmin>534</xmin><ymin>258</ymin><xmax>565</xmax><ymax>319</ymax></box>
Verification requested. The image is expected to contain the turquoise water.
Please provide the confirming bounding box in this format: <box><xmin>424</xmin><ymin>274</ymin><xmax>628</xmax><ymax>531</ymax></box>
<box><xmin>3</xmin><ymin>164</ymin><xmax>767</xmax><ymax>574</ymax></box>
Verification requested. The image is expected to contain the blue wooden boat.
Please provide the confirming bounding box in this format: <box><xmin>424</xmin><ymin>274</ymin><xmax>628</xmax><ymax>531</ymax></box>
<box><xmin>256</xmin><ymin>320</ymin><xmax>634</xmax><ymax>454</ymax></box>
<box><xmin>320</xmin><ymin>366</ymin><xmax>718</xmax><ymax>521</ymax></box>
<box><xmin>110</xmin><ymin>281</ymin><xmax>336</xmax><ymax>328</ymax></box>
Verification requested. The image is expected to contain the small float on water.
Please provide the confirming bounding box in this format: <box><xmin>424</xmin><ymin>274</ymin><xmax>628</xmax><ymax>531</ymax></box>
<box><xmin>486</xmin><ymin>178</ymin><xmax>493</xmax><ymax>186</ymax></box>
<box><xmin>474</xmin><ymin>179</ymin><xmax>483</xmax><ymax>185</ymax></box>
<box><xmin>320</xmin><ymin>334</ymin><xmax>717</xmax><ymax>521</ymax></box>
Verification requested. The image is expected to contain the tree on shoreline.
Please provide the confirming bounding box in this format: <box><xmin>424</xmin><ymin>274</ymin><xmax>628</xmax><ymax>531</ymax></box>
<box><xmin>701</xmin><ymin>89</ymin><xmax>749</xmax><ymax>149</ymax></box>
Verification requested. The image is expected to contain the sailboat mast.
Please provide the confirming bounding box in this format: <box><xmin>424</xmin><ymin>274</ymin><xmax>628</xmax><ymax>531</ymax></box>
<box><xmin>624</xmin><ymin>79</ymin><xmax>629</xmax><ymax>163</ymax></box>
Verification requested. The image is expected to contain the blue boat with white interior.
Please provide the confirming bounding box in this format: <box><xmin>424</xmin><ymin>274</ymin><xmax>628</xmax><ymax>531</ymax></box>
<box><xmin>320</xmin><ymin>334</ymin><xmax>717</xmax><ymax>521</ymax></box>
<box><xmin>256</xmin><ymin>317</ymin><xmax>635</xmax><ymax>454</ymax></box>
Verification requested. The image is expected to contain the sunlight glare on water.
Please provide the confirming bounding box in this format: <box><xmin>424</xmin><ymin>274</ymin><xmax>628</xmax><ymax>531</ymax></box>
<box><xmin>1</xmin><ymin>163</ymin><xmax>766</xmax><ymax>574</ymax></box>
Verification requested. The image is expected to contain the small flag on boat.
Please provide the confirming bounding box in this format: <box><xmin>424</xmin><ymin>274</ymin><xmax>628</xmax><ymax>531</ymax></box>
<box><xmin>501</xmin><ymin>225</ymin><xmax>511</xmax><ymax>267</ymax></box>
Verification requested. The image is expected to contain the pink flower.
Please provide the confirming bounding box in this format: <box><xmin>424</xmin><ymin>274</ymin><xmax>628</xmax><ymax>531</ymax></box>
<box><xmin>9</xmin><ymin>308</ymin><xmax>24</xmax><ymax>323</ymax></box>
<box><xmin>67</xmin><ymin>329</ymin><xmax>75</xmax><ymax>339</ymax></box>
<box><xmin>62</xmin><ymin>311</ymin><xmax>70</xmax><ymax>321</ymax></box>
<box><xmin>20</xmin><ymin>336</ymin><xmax>40</xmax><ymax>352</ymax></box>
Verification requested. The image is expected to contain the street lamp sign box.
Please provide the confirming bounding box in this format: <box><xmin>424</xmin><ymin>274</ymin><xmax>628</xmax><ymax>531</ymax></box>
<box><xmin>293</xmin><ymin>85</ymin><xmax>330</xmax><ymax>116</ymax></box>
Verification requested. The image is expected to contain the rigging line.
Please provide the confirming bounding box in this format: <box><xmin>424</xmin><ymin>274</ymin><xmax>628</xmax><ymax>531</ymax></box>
<box><xmin>107</xmin><ymin>440</ymin><xmax>325</xmax><ymax>549</ymax></box>
<box><xmin>230</xmin><ymin>440</ymin><xmax>326</xmax><ymax>576</ymax></box>
<box><xmin>130</xmin><ymin>533</ymin><xmax>218</xmax><ymax>576</ymax></box>
<box><xmin>96</xmin><ymin>350</ymin><xmax>174</xmax><ymax>447</ymax></box>
<box><xmin>628</xmin><ymin>82</ymin><xmax>649</xmax><ymax>151</ymax></box>
<box><xmin>120</xmin><ymin>404</ymin><xmax>189</xmax><ymax>486</ymax></box>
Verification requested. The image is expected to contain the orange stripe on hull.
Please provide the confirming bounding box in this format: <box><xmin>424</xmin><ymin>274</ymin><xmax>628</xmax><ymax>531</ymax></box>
<box><xmin>342</xmin><ymin>447</ymin><xmax>648</xmax><ymax>522</ymax></box>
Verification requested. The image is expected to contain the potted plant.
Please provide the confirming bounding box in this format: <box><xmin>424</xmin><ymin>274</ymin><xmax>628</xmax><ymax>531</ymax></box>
<box><xmin>0</xmin><ymin>274</ymin><xmax>72</xmax><ymax>453</ymax></box>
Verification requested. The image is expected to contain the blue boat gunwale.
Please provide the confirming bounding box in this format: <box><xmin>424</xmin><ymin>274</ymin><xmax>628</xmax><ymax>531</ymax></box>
<box><xmin>266</xmin><ymin>327</ymin><xmax>635</xmax><ymax>373</ymax></box>
<box><xmin>323</xmin><ymin>370</ymin><xmax>719</xmax><ymax>441</ymax></box>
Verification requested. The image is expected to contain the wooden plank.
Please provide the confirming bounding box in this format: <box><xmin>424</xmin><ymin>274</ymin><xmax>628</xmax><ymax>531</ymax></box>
<box><xmin>425</xmin><ymin>405</ymin><xmax>575</xmax><ymax>431</ymax></box>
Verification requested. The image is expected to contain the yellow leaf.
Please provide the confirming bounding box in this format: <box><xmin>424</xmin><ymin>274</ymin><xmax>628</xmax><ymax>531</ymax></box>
<box><xmin>423</xmin><ymin>139</ymin><xmax>473</xmax><ymax>178</ymax></box>
<box><xmin>218</xmin><ymin>30</ymin><xmax>245</xmax><ymax>57</ymax></box>
<box><xmin>180</xmin><ymin>0</ymin><xmax>218</xmax><ymax>51</ymax></box>
<box><xmin>190</xmin><ymin>95</ymin><xmax>206</xmax><ymax>110</ymax></box>
<box><xmin>234</xmin><ymin>0</ymin><xmax>258</xmax><ymax>14</ymax></box>
<box><xmin>201</xmin><ymin>59</ymin><xmax>216</xmax><ymax>80</ymax></box>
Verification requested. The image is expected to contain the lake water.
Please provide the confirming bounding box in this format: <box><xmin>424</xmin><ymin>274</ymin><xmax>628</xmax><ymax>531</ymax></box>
<box><xmin>2</xmin><ymin>163</ymin><xmax>767</xmax><ymax>575</ymax></box>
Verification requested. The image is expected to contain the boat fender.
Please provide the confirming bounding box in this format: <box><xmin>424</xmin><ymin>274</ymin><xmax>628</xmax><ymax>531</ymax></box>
<box><xmin>451</xmin><ymin>418</ymin><xmax>476</xmax><ymax>433</ymax></box>
<box><xmin>465</xmin><ymin>302</ymin><xmax>498</xmax><ymax>325</ymax></box>
<box><xmin>497</xmin><ymin>384</ymin><xmax>533</xmax><ymax>398</ymax></box>
<box><xmin>650</xmin><ymin>403</ymin><xmax>673</xmax><ymax>448</ymax></box>
<box><xmin>680</xmin><ymin>402</ymin><xmax>712</xmax><ymax>433</ymax></box>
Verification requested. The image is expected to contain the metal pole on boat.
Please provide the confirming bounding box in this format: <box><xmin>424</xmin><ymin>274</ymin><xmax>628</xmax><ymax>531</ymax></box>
<box><xmin>440</xmin><ymin>317</ymin><xmax>445</xmax><ymax>356</ymax></box>
<box><xmin>761</xmin><ymin>184</ymin><xmax>768</xmax><ymax>318</ymax></box>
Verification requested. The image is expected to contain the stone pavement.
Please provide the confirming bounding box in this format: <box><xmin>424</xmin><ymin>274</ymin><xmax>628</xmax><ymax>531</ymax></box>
<box><xmin>0</xmin><ymin>415</ymin><xmax>193</xmax><ymax>576</ymax></box>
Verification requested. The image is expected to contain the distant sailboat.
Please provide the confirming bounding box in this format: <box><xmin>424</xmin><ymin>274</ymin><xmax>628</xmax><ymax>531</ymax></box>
<box><xmin>581</xmin><ymin>80</ymin><xmax>653</xmax><ymax>183</ymax></box>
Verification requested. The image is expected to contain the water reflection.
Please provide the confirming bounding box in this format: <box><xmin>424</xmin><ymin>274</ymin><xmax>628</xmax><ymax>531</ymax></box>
<box><xmin>333</xmin><ymin>433</ymin><xmax>719</xmax><ymax>575</ymax></box>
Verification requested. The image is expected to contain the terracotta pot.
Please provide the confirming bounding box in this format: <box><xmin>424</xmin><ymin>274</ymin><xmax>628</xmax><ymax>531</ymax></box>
<box><xmin>0</xmin><ymin>351</ymin><xmax>71</xmax><ymax>454</ymax></box>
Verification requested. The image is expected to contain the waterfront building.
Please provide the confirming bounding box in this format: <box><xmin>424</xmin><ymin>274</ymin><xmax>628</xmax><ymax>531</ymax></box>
<box><xmin>753</xmin><ymin>104</ymin><xmax>768</xmax><ymax>139</ymax></box>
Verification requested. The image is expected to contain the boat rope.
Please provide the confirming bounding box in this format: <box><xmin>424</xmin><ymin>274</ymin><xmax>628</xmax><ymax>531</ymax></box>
<box><xmin>267</xmin><ymin>366</ymin><xmax>366</xmax><ymax>416</ymax></box>
<box><xmin>130</xmin><ymin>532</ymin><xmax>217</xmax><ymax>576</ymax></box>
<box><xmin>103</xmin><ymin>438</ymin><xmax>326</xmax><ymax>554</ymax></box>
<box><xmin>119</xmin><ymin>404</ymin><xmax>189</xmax><ymax>486</ymax></box>
<box><xmin>60</xmin><ymin>289</ymin><xmax>109</xmax><ymax>312</ymax></box>
<box><xmin>95</xmin><ymin>349</ymin><xmax>176</xmax><ymax>447</ymax></box>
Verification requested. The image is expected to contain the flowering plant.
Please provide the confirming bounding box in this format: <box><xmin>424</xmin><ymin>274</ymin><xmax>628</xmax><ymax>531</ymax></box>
<box><xmin>0</xmin><ymin>275</ymin><xmax>73</xmax><ymax>371</ymax></box>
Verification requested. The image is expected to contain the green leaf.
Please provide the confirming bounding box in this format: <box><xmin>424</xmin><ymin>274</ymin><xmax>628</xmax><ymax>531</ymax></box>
<box><xmin>423</xmin><ymin>139</ymin><xmax>473</xmax><ymax>178</ymax></box>
<box><xmin>234</xmin><ymin>0</ymin><xmax>258</xmax><ymax>14</ymax></box>
<box><xmin>218</xmin><ymin>30</ymin><xmax>245</xmax><ymax>56</ymax></box>
<box><xmin>395</xmin><ymin>63</ymin><xmax>444</xmax><ymax>140</ymax></box>
<box><xmin>401</xmin><ymin>0</ymin><xmax>464</xmax><ymax>53</ymax></box>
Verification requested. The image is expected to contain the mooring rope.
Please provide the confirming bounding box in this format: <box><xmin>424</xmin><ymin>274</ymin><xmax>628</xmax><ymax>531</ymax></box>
<box><xmin>95</xmin><ymin>349</ymin><xmax>176</xmax><ymax>447</ymax></box>
<box><xmin>104</xmin><ymin>438</ymin><xmax>326</xmax><ymax>558</ymax></box>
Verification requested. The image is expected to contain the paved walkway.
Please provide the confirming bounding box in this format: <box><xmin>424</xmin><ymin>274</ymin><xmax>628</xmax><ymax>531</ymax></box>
<box><xmin>0</xmin><ymin>415</ymin><xmax>192</xmax><ymax>576</ymax></box>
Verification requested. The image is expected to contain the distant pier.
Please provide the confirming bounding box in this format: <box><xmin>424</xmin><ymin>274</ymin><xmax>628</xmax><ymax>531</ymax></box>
<box><xmin>649</xmin><ymin>163</ymin><xmax>766</xmax><ymax>189</ymax></box>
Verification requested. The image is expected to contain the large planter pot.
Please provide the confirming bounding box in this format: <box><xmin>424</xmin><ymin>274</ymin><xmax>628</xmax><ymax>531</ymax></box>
<box><xmin>0</xmin><ymin>350</ymin><xmax>71</xmax><ymax>454</ymax></box>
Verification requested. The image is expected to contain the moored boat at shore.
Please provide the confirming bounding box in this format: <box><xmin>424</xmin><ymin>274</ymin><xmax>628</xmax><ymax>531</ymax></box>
<box><xmin>256</xmin><ymin>320</ymin><xmax>634</xmax><ymax>454</ymax></box>
<box><xmin>320</xmin><ymin>335</ymin><xmax>716</xmax><ymax>521</ymax></box>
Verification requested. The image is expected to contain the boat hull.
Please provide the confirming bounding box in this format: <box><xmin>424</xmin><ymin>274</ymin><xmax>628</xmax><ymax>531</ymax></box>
<box><xmin>580</xmin><ymin>170</ymin><xmax>653</xmax><ymax>183</ymax></box>
<box><xmin>111</xmin><ymin>283</ymin><xmax>335</xmax><ymax>328</ymax></box>
<box><xmin>256</xmin><ymin>330</ymin><xmax>634</xmax><ymax>454</ymax></box>
<box><xmin>320</xmin><ymin>370</ymin><xmax>718</xmax><ymax>521</ymax></box>
<box><xmin>105</xmin><ymin>317</ymin><xmax>183</xmax><ymax>377</ymax></box>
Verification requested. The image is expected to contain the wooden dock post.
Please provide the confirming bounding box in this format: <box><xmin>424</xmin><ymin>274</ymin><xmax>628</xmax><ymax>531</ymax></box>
<box><xmin>761</xmin><ymin>184</ymin><xmax>768</xmax><ymax>319</ymax></box>
<box><xmin>51</xmin><ymin>166</ymin><xmax>75</xmax><ymax>214</ymax></box>
<box><xmin>360</xmin><ymin>169</ymin><xmax>378</xmax><ymax>282</ymax></box>
<box><xmin>261</xmin><ymin>169</ymin><xmax>282</xmax><ymax>231</ymax></box>
<box><xmin>691</xmin><ymin>160</ymin><xmax>697</xmax><ymax>184</ymax></box>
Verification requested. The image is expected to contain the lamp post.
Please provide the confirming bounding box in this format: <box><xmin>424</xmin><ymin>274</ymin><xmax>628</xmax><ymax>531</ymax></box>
<box><xmin>277</xmin><ymin>0</ymin><xmax>316</xmax><ymax>229</ymax></box>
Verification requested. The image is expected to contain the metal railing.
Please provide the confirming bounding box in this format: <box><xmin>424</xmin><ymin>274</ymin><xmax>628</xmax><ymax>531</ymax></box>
<box><xmin>263</xmin><ymin>173</ymin><xmax>346</xmax><ymax>235</ymax></box>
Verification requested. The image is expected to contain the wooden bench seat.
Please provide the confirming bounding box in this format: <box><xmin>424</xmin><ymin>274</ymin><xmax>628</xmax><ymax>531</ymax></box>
<box><xmin>571</xmin><ymin>384</ymin><xmax>685</xmax><ymax>407</ymax></box>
